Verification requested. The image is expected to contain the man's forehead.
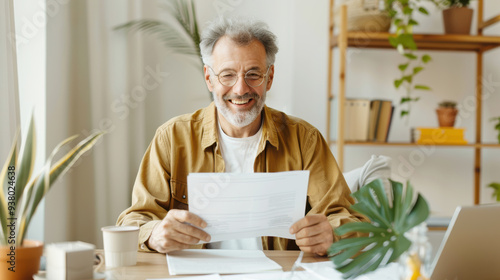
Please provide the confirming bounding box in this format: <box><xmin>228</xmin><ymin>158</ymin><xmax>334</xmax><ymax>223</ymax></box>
<box><xmin>211</xmin><ymin>36</ymin><xmax>267</xmax><ymax>67</ymax></box>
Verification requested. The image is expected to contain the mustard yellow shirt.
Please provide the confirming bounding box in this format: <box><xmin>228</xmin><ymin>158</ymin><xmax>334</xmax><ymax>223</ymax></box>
<box><xmin>117</xmin><ymin>102</ymin><xmax>367</xmax><ymax>252</ymax></box>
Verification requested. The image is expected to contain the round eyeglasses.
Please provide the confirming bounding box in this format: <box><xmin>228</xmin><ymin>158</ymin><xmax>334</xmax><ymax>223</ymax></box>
<box><xmin>208</xmin><ymin>66</ymin><xmax>271</xmax><ymax>87</ymax></box>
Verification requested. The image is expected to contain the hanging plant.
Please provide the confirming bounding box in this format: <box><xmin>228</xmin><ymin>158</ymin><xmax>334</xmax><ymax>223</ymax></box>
<box><xmin>384</xmin><ymin>0</ymin><xmax>433</xmax><ymax>119</ymax></box>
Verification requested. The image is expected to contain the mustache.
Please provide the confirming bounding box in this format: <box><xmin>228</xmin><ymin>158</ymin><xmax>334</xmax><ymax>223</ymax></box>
<box><xmin>222</xmin><ymin>93</ymin><xmax>260</xmax><ymax>101</ymax></box>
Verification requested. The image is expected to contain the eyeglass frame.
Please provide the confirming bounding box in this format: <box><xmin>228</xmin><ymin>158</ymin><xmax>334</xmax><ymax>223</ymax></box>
<box><xmin>207</xmin><ymin>65</ymin><xmax>272</xmax><ymax>88</ymax></box>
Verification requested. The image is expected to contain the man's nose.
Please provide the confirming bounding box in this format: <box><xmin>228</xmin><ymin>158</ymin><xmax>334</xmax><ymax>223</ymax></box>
<box><xmin>231</xmin><ymin>74</ymin><xmax>251</xmax><ymax>95</ymax></box>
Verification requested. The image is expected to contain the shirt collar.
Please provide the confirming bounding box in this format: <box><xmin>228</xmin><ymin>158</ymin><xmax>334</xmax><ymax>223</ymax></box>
<box><xmin>201</xmin><ymin>102</ymin><xmax>280</xmax><ymax>150</ymax></box>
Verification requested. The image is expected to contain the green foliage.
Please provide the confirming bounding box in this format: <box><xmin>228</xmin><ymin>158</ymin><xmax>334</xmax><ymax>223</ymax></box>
<box><xmin>435</xmin><ymin>0</ymin><xmax>472</xmax><ymax>8</ymax></box>
<box><xmin>384</xmin><ymin>0</ymin><xmax>434</xmax><ymax>120</ymax></box>
<box><xmin>488</xmin><ymin>182</ymin><xmax>500</xmax><ymax>202</ymax></box>
<box><xmin>0</xmin><ymin>114</ymin><xmax>104</xmax><ymax>245</ymax></box>
<box><xmin>491</xmin><ymin>117</ymin><xmax>500</xmax><ymax>144</ymax></box>
<box><xmin>328</xmin><ymin>179</ymin><xmax>430</xmax><ymax>279</ymax></box>
<box><xmin>438</xmin><ymin>100</ymin><xmax>457</xmax><ymax>108</ymax></box>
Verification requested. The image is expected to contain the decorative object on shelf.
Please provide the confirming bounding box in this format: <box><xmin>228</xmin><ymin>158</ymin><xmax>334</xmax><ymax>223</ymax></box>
<box><xmin>384</xmin><ymin>0</ymin><xmax>433</xmax><ymax>119</ymax></box>
<box><xmin>488</xmin><ymin>182</ymin><xmax>500</xmax><ymax>202</ymax></box>
<box><xmin>335</xmin><ymin>0</ymin><xmax>391</xmax><ymax>32</ymax></box>
<box><xmin>416</xmin><ymin>127</ymin><xmax>467</xmax><ymax>144</ymax></box>
<box><xmin>491</xmin><ymin>116</ymin><xmax>500</xmax><ymax>143</ymax></box>
<box><xmin>436</xmin><ymin>100</ymin><xmax>458</xmax><ymax>127</ymax></box>
<box><xmin>0</xmin><ymin>114</ymin><xmax>104</xmax><ymax>279</ymax></box>
<box><xmin>328</xmin><ymin>179</ymin><xmax>430</xmax><ymax>279</ymax></box>
<box><xmin>436</xmin><ymin>0</ymin><xmax>474</xmax><ymax>34</ymax></box>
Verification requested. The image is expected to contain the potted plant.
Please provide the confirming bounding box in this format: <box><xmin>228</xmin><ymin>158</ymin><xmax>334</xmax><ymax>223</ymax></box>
<box><xmin>328</xmin><ymin>179</ymin><xmax>430</xmax><ymax>279</ymax></box>
<box><xmin>384</xmin><ymin>0</ymin><xmax>433</xmax><ymax>120</ymax></box>
<box><xmin>0</xmin><ymin>115</ymin><xmax>104</xmax><ymax>280</ymax></box>
<box><xmin>436</xmin><ymin>100</ymin><xmax>458</xmax><ymax>127</ymax></box>
<box><xmin>436</xmin><ymin>0</ymin><xmax>474</xmax><ymax>34</ymax></box>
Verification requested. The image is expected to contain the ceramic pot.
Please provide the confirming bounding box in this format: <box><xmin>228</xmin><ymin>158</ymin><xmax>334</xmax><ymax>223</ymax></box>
<box><xmin>436</xmin><ymin>108</ymin><xmax>458</xmax><ymax>127</ymax></box>
<box><xmin>0</xmin><ymin>240</ymin><xmax>44</xmax><ymax>280</ymax></box>
<box><xmin>442</xmin><ymin>7</ymin><xmax>473</xmax><ymax>34</ymax></box>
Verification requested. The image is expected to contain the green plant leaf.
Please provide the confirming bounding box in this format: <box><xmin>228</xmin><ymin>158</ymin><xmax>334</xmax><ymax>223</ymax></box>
<box><xmin>404</xmin><ymin>53</ymin><xmax>418</xmax><ymax>60</ymax></box>
<box><xmin>408</xmin><ymin>19</ymin><xmax>419</xmax><ymax>26</ymax></box>
<box><xmin>403</xmin><ymin>7</ymin><xmax>413</xmax><ymax>15</ymax></box>
<box><xmin>394</xmin><ymin>79</ymin><xmax>403</xmax><ymax>89</ymax></box>
<box><xmin>418</xmin><ymin>7</ymin><xmax>429</xmax><ymax>15</ymax></box>
<box><xmin>415</xmin><ymin>85</ymin><xmax>431</xmax><ymax>91</ymax></box>
<box><xmin>329</xmin><ymin>179</ymin><xmax>430</xmax><ymax>278</ymax></box>
<box><xmin>15</xmin><ymin>114</ymin><xmax>36</xmax><ymax>205</ymax></box>
<box><xmin>399</xmin><ymin>34</ymin><xmax>417</xmax><ymax>50</ymax></box>
<box><xmin>487</xmin><ymin>182</ymin><xmax>500</xmax><ymax>202</ymax></box>
<box><xmin>388</xmin><ymin>36</ymin><xmax>399</xmax><ymax>48</ymax></box>
<box><xmin>401</xmin><ymin>110</ymin><xmax>409</xmax><ymax>117</ymax></box>
<box><xmin>0</xmin><ymin>131</ymin><xmax>18</xmax><ymax>244</ymax></box>
<box><xmin>399</xmin><ymin>63</ymin><xmax>409</xmax><ymax>71</ymax></box>
<box><xmin>413</xmin><ymin>66</ymin><xmax>423</xmax><ymax>75</ymax></box>
<box><xmin>422</xmin><ymin>54</ymin><xmax>432</xmax><ymax>63</ymax></box>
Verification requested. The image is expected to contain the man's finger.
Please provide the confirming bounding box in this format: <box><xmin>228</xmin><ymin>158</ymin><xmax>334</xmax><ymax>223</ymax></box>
<box><xmin>175</xmin><ymin>221</ymin><xmax>211</xmax><ymax>243</ymax></box>
<box><xmin>290</xmin><ymin>214</ymin><xmax>326</xmax><ymax>234</ymax></box>
<box><xmin>171</xmin><ymin>209</ymin><xmax>207</xmax><ymax>228</ymax></box>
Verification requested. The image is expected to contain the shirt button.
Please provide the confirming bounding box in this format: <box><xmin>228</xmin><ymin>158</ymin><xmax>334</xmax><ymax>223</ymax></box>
<box><xmin>182</xmin><ymin>195</ymin><xmax>186</xmax><ymax>199</ymax></box>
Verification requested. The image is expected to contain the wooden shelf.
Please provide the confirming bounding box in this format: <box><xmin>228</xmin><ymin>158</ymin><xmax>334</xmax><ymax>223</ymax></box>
<box><xmin>328</xmin><ymin>141</ymin><xmax>500</xmax><ymax>148</ymax></box>
<box><xmin>331</xmin><ymin>32</ymin><xmax>500</xmax><ymax>52</ymax></box>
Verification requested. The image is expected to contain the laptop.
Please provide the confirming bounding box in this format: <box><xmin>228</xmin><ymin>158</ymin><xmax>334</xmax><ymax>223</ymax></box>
<box><xmin>430</xmin><ymin>204</ymin><xmax>500</xmax><ymax>280</ymax></box>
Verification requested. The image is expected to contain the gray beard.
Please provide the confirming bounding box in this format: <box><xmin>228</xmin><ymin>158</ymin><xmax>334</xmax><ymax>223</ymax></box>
<box><xmin>212</xmin><ymin>91</ymin><xmax>267</xmax><ymax>128</ymax></box>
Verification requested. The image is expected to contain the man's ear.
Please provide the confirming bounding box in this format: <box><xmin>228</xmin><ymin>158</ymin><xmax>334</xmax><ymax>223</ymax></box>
<box><xmin>266</xmin><ymin>65</ymin><xmax>275</xmax><ymax>91</ymax></box>
<box><xmin>204</xmin><ymin>65</ymin><xmax>214</xmax><ymax>92</ymax></box>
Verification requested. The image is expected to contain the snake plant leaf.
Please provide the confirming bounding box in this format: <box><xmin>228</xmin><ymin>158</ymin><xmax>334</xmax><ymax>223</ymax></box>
<box><xmin>16</xmin><ymin>131</ymin><xmax>104</xmax><ymax>243</ymax></box>
<box><xmin>0</xmin><ymin>131</ymin><xmax>18</xmax><ymax>244</ymax></box>
<box><xmin>15</xmin><ymin>114</ymin><xmax>36</xmax><ymax>204</ymax></box>
<box><xmin>329</xmin><ymin>179</ymin><xmax>430</xmax><ymax>279</ymax></box>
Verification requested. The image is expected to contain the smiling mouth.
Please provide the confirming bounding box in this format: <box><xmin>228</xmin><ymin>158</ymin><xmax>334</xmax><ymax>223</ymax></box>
<box><xmin>229</xmin><ymin>99</ymin><xmax>251</xmax><ymax>105</ymax></box>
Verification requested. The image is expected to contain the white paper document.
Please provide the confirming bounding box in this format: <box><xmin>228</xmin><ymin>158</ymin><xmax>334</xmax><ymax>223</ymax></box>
<box><xmin>166</xmin><ymin>249</ymin><xmax>282</xmax><ymax>275</ymax></box>
<box><xmin>187</xmin><ymin>171</ymin><xmax>309</xmax><ymax>243</ymax></box>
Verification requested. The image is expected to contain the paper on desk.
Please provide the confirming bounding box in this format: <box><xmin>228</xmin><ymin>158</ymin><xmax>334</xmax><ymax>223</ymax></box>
<box><xmin>188</xmin><ymin>171</ymin><xmax>309</xmax><ymax>243</ymax></box>
<box><xmin>147</xmin><ymin>274</ymin><xmax>222</xmax><ymax>280</ymax></box>
<box><xmin>166</xmin><ymin>249</ymin><xmax>282</xmax><ymax>275</ymax></box>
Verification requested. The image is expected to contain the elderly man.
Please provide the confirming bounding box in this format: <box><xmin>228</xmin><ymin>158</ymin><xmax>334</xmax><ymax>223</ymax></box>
<box><xmin>117</xmin><ymin>17</ymin><xmax>366</xmax><ymax>256</ymax></box>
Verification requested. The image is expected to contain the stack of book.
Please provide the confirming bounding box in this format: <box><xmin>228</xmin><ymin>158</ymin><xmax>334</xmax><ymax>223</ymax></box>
<box><xmin>344</xmin><ymin>99</ymin><xmax>394</xmax><ymax>142</ymax></box>
<box><xmin>416</xmin><ymin>127</ymin><xmax>467</xmax><ymax>145</ymax></box>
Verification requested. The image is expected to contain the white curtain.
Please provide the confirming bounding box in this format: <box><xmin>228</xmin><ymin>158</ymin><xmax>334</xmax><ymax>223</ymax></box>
<box><xmin>45</xmin><ymin>0</ymin><xmax>152</xmax><ymax>247</ymax></box>
<box><xmin>44</xmin><ymin>0</ymin><xmax>211</xmax><ymax>247</ymax></box>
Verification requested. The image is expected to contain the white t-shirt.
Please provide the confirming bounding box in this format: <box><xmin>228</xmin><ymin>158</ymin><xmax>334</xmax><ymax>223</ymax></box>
<box><xmin>206</xmin><ymin>122</ymin><xmax>263</xmax><ymax>250</ymax></box>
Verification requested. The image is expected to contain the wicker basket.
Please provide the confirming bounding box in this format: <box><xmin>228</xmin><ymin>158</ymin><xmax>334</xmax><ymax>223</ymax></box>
<box><xmin>335</xmin><ymin>0</ymin><xmax>391</xmax><ymax>32</ymax></box>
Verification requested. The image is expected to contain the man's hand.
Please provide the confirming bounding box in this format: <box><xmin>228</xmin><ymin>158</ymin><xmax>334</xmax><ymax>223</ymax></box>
<box><xmin>147</xmin><ymin>209</ymin><xmax>211</xmax><ymax>253</ymax></box>
<box><xmin>289</xmin><ymin>214</ymin><xmax>334</xmax><ymax>256</ymax></box>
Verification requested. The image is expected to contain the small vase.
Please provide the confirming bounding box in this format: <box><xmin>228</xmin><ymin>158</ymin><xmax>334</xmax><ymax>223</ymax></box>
<box><xmin>0</xmin><ymin>240</ymin><xmax>44</xmax><ymax>280</ymax></box>
<box><xmin>399</xmin><ymin>223</ymin><xmax>432</xmax><ymax>280</ymax></box>
<box><xmin>436</xmin><ymin>108</ymin><xmax>458</xmax><ymax>127</ymax></box>
<box><xmin>442</xmin><ymin>7</ymin><xmax>473</xmax><ymax>35</ymax></box>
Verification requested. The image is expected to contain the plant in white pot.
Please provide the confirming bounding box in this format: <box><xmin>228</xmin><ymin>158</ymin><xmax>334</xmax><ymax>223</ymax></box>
<box><xmin>0</xmin><ymin>115</ymin><xmax>104</xmax><ymax>280</ymax></box>
<box><xmin>436</xmin><ymin>0</ymin><xmax>474</xmax><ymax>34</ymax></box>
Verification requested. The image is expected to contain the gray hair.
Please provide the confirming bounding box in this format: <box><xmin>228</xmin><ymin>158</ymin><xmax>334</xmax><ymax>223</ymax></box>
<box><xmin>199</xmin><ymin>17</ymin><xmax>279</xmax><ymax>67</ymax></box>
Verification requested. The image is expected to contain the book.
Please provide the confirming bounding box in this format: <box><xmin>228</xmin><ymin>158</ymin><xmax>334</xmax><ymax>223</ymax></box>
<box><xmin>375</xmin><ymin>101</ymin><xmax>394</xmax><ymax>142</ymax></box>
<box><xmin>344</xmin><ymin>99</ymin><xmax>370</xmax><ymax>141</ymax></box>
<box><xmin>416</xmin><ymin>127</ymin><xmax>467</xmax><ymax>144</ymax></box>
<box><xmin>367</xmin><ymin>100</ymin><xmax>382</xmax><ymax>141</ymax></box>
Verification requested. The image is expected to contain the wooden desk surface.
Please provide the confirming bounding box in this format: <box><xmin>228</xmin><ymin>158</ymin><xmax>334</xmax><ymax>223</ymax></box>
<box><xmin>99</xmin><ymin>250</ymin><xmax>328</xmax><ymax>279</ymax></box>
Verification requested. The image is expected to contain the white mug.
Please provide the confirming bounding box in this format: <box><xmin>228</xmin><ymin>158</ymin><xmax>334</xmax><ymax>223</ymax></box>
<box><xmin>101</xmin><ymin>226</ymin><xmax>139</xmax><ymax>268</ymax></box>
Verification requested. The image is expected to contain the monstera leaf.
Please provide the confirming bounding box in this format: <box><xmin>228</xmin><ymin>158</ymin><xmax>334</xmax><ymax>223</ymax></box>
<box><xmin>328</xmin><ymin>179</ymin><xmax>430</xmax><ymax>279</ymax></box>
